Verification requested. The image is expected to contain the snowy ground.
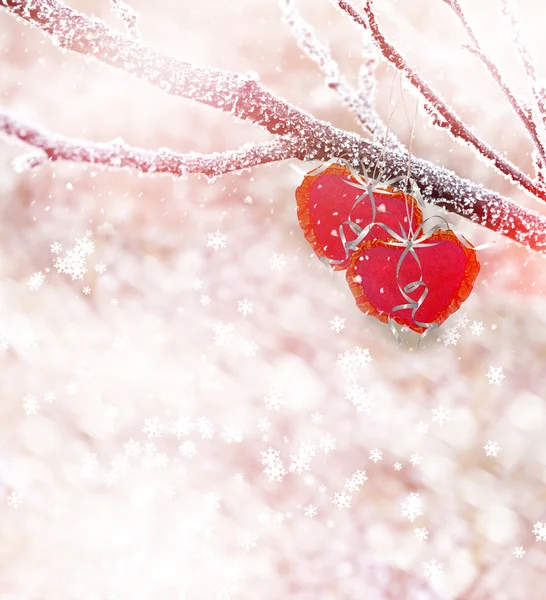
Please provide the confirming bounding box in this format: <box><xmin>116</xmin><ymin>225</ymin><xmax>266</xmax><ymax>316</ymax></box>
<box><xmin>2</xmin><ymin>0</ymin><xmax>546</xmax><ymax>598</ymax></box>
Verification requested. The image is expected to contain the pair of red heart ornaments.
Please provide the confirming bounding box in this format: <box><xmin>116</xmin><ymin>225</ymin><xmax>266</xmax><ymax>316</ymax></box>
<box><xmin>295</xmin><ymin>162</ymin><xmax>481</xmax><ymax>335</ymax></box>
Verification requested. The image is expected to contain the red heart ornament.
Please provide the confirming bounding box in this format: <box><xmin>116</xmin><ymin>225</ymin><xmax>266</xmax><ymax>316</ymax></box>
<box><xmin>346</xmin><ymin>229</ymin><xmax>481</xmax><ymax>333</ymax></box>
<box><xmin>296</xmin><ymin>164</ymin><xmax>424</xmax><ymax>269</ymax></box>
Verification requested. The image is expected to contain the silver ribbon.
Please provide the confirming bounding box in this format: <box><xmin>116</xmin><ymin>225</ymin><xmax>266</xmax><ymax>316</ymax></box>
<box><xmin>292</xmin><ymin>157</ymin><xmax>492</xmax><ymax>347</ymax></box>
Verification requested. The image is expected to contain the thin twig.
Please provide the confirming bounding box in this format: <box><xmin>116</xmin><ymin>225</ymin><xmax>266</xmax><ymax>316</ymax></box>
<box><xmin>110</xmin><ymin>0</ymin><xmax>139</xmax><ymax>39</ymax></box>
<box><xmin>443</xmin><ymin>0</ymin><xmax>546</xmax><ymax>182</ymax></box>
<box><xmin>280</xmin><ymin>0</ymin><xmax>402</xmax><ymax>150</ymax></box>
<box><xmin>0</xmin><ymin>109</ymin><xmax>300</xmax><ymax>178</ymax></box>
<box><xmin>335</xmin><ymin>0</ymin><xmax>546</xmax><ymax>202</ymax></box>
<box><xmin>501</xmin><ymin>0</ymin><xmax>546</xmax><ymax>125</ymax></box>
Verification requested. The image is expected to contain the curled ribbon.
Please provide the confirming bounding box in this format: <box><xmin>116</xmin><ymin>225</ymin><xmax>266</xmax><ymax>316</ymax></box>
<box><xmin>291</xmin><ymin>157</ymin><xmax>493</xmax><ymax>347</ymax></box>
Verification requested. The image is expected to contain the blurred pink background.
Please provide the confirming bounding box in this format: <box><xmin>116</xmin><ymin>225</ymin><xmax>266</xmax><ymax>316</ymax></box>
<box><xmin>1</xmin><ymin>0</ymin><xmax>546</xmax><ymax>598</ymax></box>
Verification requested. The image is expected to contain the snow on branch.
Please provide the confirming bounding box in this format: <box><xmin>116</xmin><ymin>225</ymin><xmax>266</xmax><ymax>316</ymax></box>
<box><xmin>110</xmin><ymin>0</ymin><xmax>139</xmax><ymax>39</ymax></box>
<box><xmin>443</xmin><ymin>0</ymin><xmax>546</xmax><ymax>183</ymax></box>
<box><xmin>280</xmin><ymin>0</ymin><xmax>402</xmax><ymax>151</ymax></box>
<box><xmin>501</xmin><ymin>0</ymin><xmax>546</xmax><ymax>128</ymax></box>
<box><xmin>335</xmin><ymin>0</ymin><xmax>546</xmax><ymax>202</ymax></box>
<box><xmin>3</xmin><ymin>0</ymin><xmax>546</xmax><ymax>254</ymax></box>
<box><xmin>0</xmin><ymin>109</ymin><xmax>299</xmax><ymax>178</ymax></box>
<box><xmin>0</xmin><ymin>0</ymin><xmax>331</xmax><ymax>143</ymax></box>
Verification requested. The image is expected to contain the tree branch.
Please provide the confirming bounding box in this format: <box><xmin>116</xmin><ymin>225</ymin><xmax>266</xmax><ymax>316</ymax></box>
<box><xmin>3</xmin><ymin>0</ymin><xmax>546</xmax><ymax>255</ymax></box>
<box><xmin>501</xmin><ymin>0</ymin><xmax>546</xmax><ymax>128</ymax></box>
<box><xmin>279</xmin><ymin>0</ymin><xmax>402</xmax><ymax>151</ymax></box>
<box><xmin>443</xmin><ymin>0</ymin><xmax>546</xmax><ymax>182</ymax></box>
<box><xmin>110</xmin><ymin>0</ymin><xmax>139</xmax><ymax>39</ymax></box>
<box><xmin>335</xmin><ymin>0</ymin><xmax>546</xmax><ymax>202</ymax></box>
<box><xmin>0</xmin><ymin>109</ymin><xmax>300</xmax><ymax>178</ymax></box>
<box><xmin>0</xmin><ymin>0</ymin><xmax>334</xmax><ymax>143</ymax></box>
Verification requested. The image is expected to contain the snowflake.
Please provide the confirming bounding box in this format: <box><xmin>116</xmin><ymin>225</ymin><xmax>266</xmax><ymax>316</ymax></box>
<box><xmin>410</xmin><ymin>454</ymin><xmax>421</xmax><ymax>466</ymax></box>
<box><xmin>261</xmin><ymin>447</ymin><xmax>286</xmax><ymax>482</ymax></box>
<box><xmin>333</xmin><ymin>490</ymin><xmax>352</xmax><ymax>509</ymax></box>
<box><xmin>394</xmin><ymin>462</ymin><xmax>403</xmax><ymax>471</ymax></box>
<box><xmin>304</xmin><ymin>505</ymin><xmax>317</xmax><ymax>517</ymax></box>
<box><xmin>66</xmin><ymin>382</ymin><xmax>78</xmax><ymax>395</ymax></box>
<box><xmin>242</xmin><ymin>339</ymin><xmax>259</xmax><ymax>356</ymax></box>
<box><xmin>143</xmin><ymin>417</ymin><xmax>163</xmax><ymax>439</ymax></box>
<box><xmin>123</xmin><ymin>438</ymin><xmax>141</xmax><ymax>456</ymax></box>
<box><xmin>491</xmin><ymin>323</ymin><xmax>498</xmax><ymax>330</ymax></box>
<box><xmin>82</xmin><ymin>286</ymin><xmax>91</xmax><ymax>295</ymax></box>
<box><xmin>191</xmin><ymin>278</ymin><xmax>203</xmax><ymax>290</ymax></box>
<box><xmin>414</xmin><ymin>527</ymin><xmax>429</xmax><ymax>541</ymax></box>
<box><xmin>264</xmin><ymin>385</ymin><xmax>284</xmax><ymax>411</ymax></box>
<box><xmin>257</xmin><ymin>418</ymin><xmax>271</xmax><ymax>433</ymax></box>
<box><xmin>43</xmin><ymin>390</ymin><xmax>55</xmax><ymax>403</ymax></box>
<box><xmin>200</xmin><ymin>294</ymin><xmax>211</xmax><ymax>306</ymax></box>
<box><xmin>320</xmin><ymin>433</ymin><xmax>336</xmax><ymax>454</ymax></box>
<box><xmin>178</xmin><ymin>440</ymin><xmax>197</xmax><ymax>458</ymax></box>
<box><xmin>82</xmin><ymin>452</ymin><xmax>99</xmax><ymax>476</ymax></box>
<box><xmin>104</xmin><ymin>471</ymin><xmax>118</xmax><ymax>486</ymax></box>
<box><xmin>22</xmin><ymin>394</ymin><xmax>39</xmax><ymax>416</ymax></box>
<box><xmin>311</xmin><ymin>412</ymin><xmax>323</xmax><ymax>424</ymax></box>
<box><xmin>431</xmin><ymin>405</ymin><xmax>451</xmax><ymax>426</ymax></box>
<box><xmin>369</xmin><ymin>448</ymin><xmax>383</xmax><ymax>463</ymax></box>
<box><xmin>54</xmin><ymin>233</ymin><xmax>94</xmax><ymax>280</ymax></box>
<box><xmin>112</xmin><ymin>334</ymin><xmax>130</xmax><ymax>351</ymax></box>
<box><xmin>441</xmin><ymin>327</ymin><xmax>460</xmax><ymax>346</ymax></box>
<box><xmin>7</xmin><ymin>492</ymin><xmax>22</xmax><ymax>509</ymax></box>
<box><xmin>234</xmin><ymin>473</ymin><xmax>244</xmax><ymax>482</ymax></box>
<box><xmin>470</xmin><ymin>321</ymin><xmax>484</xmax><ymax>335</ymax></box>
<box><xmin>484</xmin><ymin>440</ymin><xmax>501</xmax><ymax>457</ymax></box>
<box><xmin>237</xmin><ymin>298</ymin><xmax>253</xmax><ymax>317</ymax></box>
<box><xmin>303</xmin><ymin>474</ymin><xmax>315</xmax><ymax>486</ymax></box>
<box><xmin>486</xmin><ymin>366</ymin><xmax>505</xmax><ymax>385</ymax></box>
<box><xmin>269</xmin><ymin>253</ymin><xmax>286</xmax><ymax>271</ymax></box>
<box><xmin>111</xmin><ymin>455</ymin><xmax>129</xmax><ymax>474</ymax></box>
<box><xmin>423</xmin><ymin>559</ymin><xmax>443</xmax><ymax>581</ymax></box>
<box><xmin>289</xmin><ymin>442</ymin><xmax>316</xmax><ymax>474</ymax></box>
<box><xmin>346</xmin><ymin>384</ymin><xmax>374</xmax><ymax>413</ymax></box>
<box><xmin>336</xmin><ymin>347</ymin><xmax>372</xmax><ymax>381</ymax></box>
<box><xmin>221</xmin><ymin>427</ymin><xmax>243</xmax><ymax>444</ymax></box>
<box><xmin>401</xmin><ymin>492</ymin><xmax>423</xmax><ymax>522</ymax></box>
<box><xmin>415</xmin><ymin>421</ymin><xmax>428</xmax><ymax>435</ymax></box>
<box><xmin>197</xmin><ymin>417</ymin><xmax>215</xmax><ymax>439</ymax></box>
<box><xmin>513</xmin><ymin>546</ymin><xmax>526</xmax><ymax>558</ymax></box>
<box><xmin>240</xmin><ymin>532</ymin><xmax>257</xmax><ymax>551</ymax></box>
<box><xmin>0</xmin><ymin>336</ymin><xmax>8</xmax><ymax>352</ymax></box>
<box><xmin>50</xmin><ymin>241</ymin><xmax>62</xmax><ymax>254</ymax></box>
<box><xmin>533</xmin><ymin>521</ymin><xmax>546</xmax><ymax>541</ymax></box>
<box><xmin>345</xmin><ymin>469</ymin><xmax>368</xmax><ymax>491</ymax></box>
<box><xmin>329</xmin><ymin>315</ymin><xmax>345</xmax><ymax>333</ymax></box>
<box><xmin>173</xmin><ymin>417</ymin><xmax>194</xmax><ymax>438</ymax></box>
<box><xmin>454</xmin><ymin>313</ymin><xmax>469</xmax><ymax>329</ymax></box>
<box><xmin>207</xmin><ymin>230</ymin><xmax>227</xmax><ymax>251</ymax></box>
<box><xmin>94</xmin><ymin>262</ymin><xmax>107</xmax><ymax>274</ymax></box>
<box><xmin>27</xmin><ymin>271</ymin><xmax>45</xmax><ymax>291</ymax></box>
<box><xmin>213</xmin><ymin>321</ymin><xmax>235</xmax><ymax>346</ymax></box>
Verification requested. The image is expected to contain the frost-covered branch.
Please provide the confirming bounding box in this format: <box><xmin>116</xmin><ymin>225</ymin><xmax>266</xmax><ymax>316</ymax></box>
<box><xmin>110</xmin><ymin>0</ymin><xmax>139</xmax><ymax>39</ymax></box>
<box><xmin>0</xmin><ymin>109</ymin><xmax>299</xmax><ymax>178</ymax></box>
<box><xmin>3</xmin><ymin>1</ymin><xmax>546</xmax><ymax>254</ymax></box>
<box><xmin>280</xmin><ymin>0</ymin><xmax>402</xmax><ymax>151</ymax></box>
<box><xmin>443</xmin><ymin>0</ymin><xmax>546</xmax><ymax>182</ymax></box>
<box><xmin>0</xmin><ymin>0</ymin><xmax>335</xmax><ymax>143</ymax></box>
<box><xmin>501</xmin><ymin>0</ymin><xmax>546</xmax><ymax>136</ymax></box>
<box><xmin>335</xmin><ymin>0</ymin><xmax>546</xmax><ymax>202</ymax></box>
